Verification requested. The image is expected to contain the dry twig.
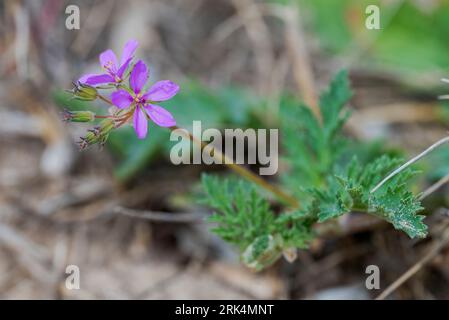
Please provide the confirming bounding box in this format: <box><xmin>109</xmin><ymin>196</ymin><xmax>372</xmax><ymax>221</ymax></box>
<box><xmin>113</xmin><ymin>206</ymin><xmax>205</xmax><ymax>223</ymax></box>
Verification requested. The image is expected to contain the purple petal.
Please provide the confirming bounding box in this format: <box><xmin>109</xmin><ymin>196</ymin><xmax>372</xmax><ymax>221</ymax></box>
<box><xmin>111</xmin><ymin>89</ymin><xmax>134</xmax><ymax>109</ymax></box>
<box><xmin>144</xmin><ymin>104</ymin><xmax>176</xmax><ymax>127</ymax></box>
<box><xmin>82</xmin><ymin>73</ymin><xmax>115</xmax><ymax>86</ymax></box>
<box><xmin>78</xmin><ymin>73</ymin><xmax>97</xmax><ymax>84</ymax></box>
<box><xmin>143</xmin><ymin>80</ymin><xmax>180</xmax><ymax>102</ymax></box>
<box><xmin>116</xmin><ymin>57</ymin><xmax>132</xmax><ymax>79</ymax></box>
<box><xmin>133</xmin><ymin>107</ymin><xmax>148</xmax><ymax>139</ymax></box>
<box><xmin>129</xmin><ymin>60</ymin><xmax>148</xmax><ymax>94</ymax></box>
<box><xmin>120</xmin><ymin>39</ymin><xmax>138</xmax><ymax>66</ymax></box>
<box><xmin>99</xmin><ymin>49</ymin><xmax>118</xmax><ymax>73</ymax></box>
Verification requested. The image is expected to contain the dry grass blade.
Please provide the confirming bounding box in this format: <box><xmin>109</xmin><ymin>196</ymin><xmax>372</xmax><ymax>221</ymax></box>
<box><xmin>113</xmin><ymin>206</ymin><xmax>205</xmax><ymax>223</ymax></box>
<box><xmin>371</xmin><ymin>136</ymin><xmax>449</xmax><ymax>194</ymax></box>
<box><xmin>419</xmin><ymin>172</ymin><xmax>449</xmax><ymax>201</ymax></box>
<box><xmin>231</xmin><ymin>0</ymin><xmax>274</xmax><ymax>94</ymax></box>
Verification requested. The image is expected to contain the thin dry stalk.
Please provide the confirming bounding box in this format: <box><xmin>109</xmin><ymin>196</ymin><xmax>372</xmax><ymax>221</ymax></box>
<box><xmin>282</xmin><ymin>6</ymin><xmax>319</xmax><ymax>118</ymax></box>
<box><xmin>371</xmin><ymin>135</ymin><xmax>449</xmax><ymax>194</ymax></box>
<box><xmin>376</xmin><ymin>223</ymin><xmax>449</xmax><ymax>300</ymax></box>
<box><xmin>419</xmin><ymin>172</ymin><xmax>449</xmax><ymax>201</ymax></box>
<box><xmin>113</xmin><ymin>206</ymin><xmax>204</xmax><ymax>223</ymax></box>
<box><xmin>231</xmin><ymin>0</ymin><xmax>274</xmax><ymax>94</ymax></box>
<box><xmin>261</xmin><ymin>3</ymin><xmax>320</xmax><ymax>119</ymax></box>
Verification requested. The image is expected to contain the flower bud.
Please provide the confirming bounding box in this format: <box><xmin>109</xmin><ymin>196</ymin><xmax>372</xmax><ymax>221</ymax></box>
<box><xmin>70</xmin><ymin>82</ymin><xmax>98</xmax><ymax>101</ymax></box>
<box><xmin>99</xmin><ymin>119</ymin><xmax>115</xmax><ymax>136</ymax></box>
<box><xmin>77</xmin><ymin>119</ymin><xmax>115</xmax><ymax>150</ymax></box>
<box><xmin>241</xmin><ymin>234</ymin><xmax>282</xmax><ymax>272</ymax></box>
<box><xmin>62</xmin><ymin>109</ymin><xmax>95</xmax><ymax>122</ymax></box>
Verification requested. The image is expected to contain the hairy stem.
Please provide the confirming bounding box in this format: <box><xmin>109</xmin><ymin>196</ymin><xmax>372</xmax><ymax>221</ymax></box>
<box><xmin>169</xmin><ymin>126</ymin><xmax>299</xmax><ymax>207</ymax></box>
<box><xmin>97</xmin><ymin>93</ymin><xmax>113</xmax><ymax>105</ymax></box>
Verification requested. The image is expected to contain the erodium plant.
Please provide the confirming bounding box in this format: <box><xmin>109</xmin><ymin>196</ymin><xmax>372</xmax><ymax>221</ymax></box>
<box><xmin>64</xmin><ymin>41</ymin><xmax>429</xmax><ymax>271</ymax></box>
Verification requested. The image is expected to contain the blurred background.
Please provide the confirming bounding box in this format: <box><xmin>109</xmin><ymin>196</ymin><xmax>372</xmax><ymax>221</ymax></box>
<box><xmin>1</xmin><ymin>0</ymin><xmax>449</xmax><ymax>299</ymax></box>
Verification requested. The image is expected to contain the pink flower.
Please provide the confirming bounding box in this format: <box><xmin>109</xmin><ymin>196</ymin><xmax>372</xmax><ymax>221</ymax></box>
<box><xmin>111</xmin><ymin>60</ymin><xmax>179</xmax><ymax>139</ymax></box>
<box><xmin>79</xmin><ymin>40</ymin><xmax>138</xmax><ymax>86</ymax></box>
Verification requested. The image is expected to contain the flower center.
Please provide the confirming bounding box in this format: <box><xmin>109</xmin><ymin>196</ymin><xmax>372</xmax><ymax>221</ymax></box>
<box><xmin>134</xmin><ymin>94</ymin><xmax>145</xmax><ymax>104</ymax></box>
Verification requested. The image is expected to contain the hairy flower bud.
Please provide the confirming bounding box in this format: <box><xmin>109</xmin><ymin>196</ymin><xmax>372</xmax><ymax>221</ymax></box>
<box><xmin>70</xmin><ymin>82</ymin><xmax>98</xmax><ymax>101</ymax></box>
<box><xmin>62</xmin><ymin>109</ymin><xmax>95</xmax><ymax>122</ymax></box>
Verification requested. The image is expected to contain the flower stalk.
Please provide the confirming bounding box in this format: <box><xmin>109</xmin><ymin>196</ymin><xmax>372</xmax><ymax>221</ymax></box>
<box><xmin>169</xmin><ymin>126</ymin><xmax>299</xmax><ymax>207</ymax></box>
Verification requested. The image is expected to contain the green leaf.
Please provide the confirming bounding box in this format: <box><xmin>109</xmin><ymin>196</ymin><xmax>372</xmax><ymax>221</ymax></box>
<box><xmin>280</xmin><ymin>70</ymin><xmax>353</xmax><ymax>198</ymax></box>
<box><xmin>314</xmin><ymin>189</ymin><xmax>349</xmax><ymax>222</ymax></box>
<box><xmin>326</xmin><ymin>156</ymin><xmax>427</xmax><ymax>238</ymax></box>
<box><xmin>275</xmin><ymin>211</ymin><xmax>316</xmax><ymax>249</ymax></box>
<box><xmin>201</xmin><ymin>174</ymin><xmax>276</xmax><ymax>249</ymax></box>
<box><xmin>370</xmin><ymin>185</ymin><xmax>426</xmax><ymax>238</ymax></box>
<box><xmin>319</xmin><ymin>69</ymin><xmax>353</xmax><ymax>140</ymax></box>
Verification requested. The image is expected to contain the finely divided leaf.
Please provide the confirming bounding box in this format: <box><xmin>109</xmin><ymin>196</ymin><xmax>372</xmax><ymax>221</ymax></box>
<box><xmin>201</xmin><ymin>174</ymin><xmax>276</xmax><ymax>249</ymax></box>
<box><xmin>319</xmin><ymin>69</ymin><xmax>353</xmax><ymax>139</ymax></box>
